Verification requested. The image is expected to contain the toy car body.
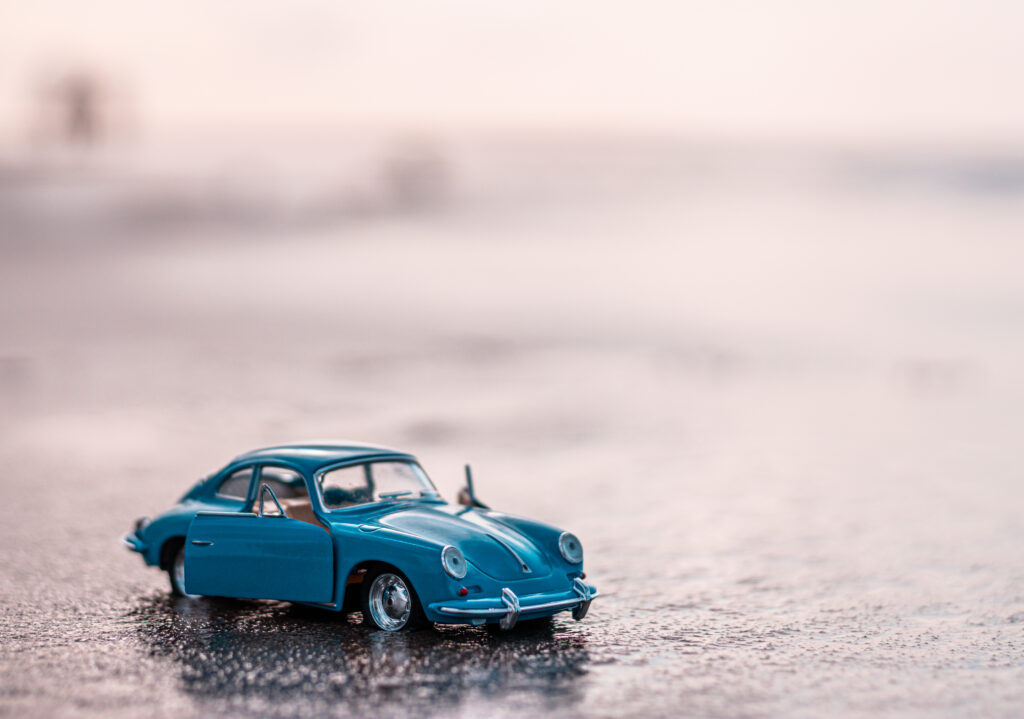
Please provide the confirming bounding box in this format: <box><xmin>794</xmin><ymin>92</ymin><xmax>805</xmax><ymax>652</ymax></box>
<box><xmin>123</xmin><ymin>441</ymin><xmax>597</xmax><ymax>631</ymax></box>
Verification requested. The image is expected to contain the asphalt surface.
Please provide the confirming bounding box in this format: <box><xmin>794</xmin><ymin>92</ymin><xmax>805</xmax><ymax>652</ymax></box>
<box><xmin>2</xmin><ymin>143</ymin><xmax>1023</xmax><ymax>718</ymax></box>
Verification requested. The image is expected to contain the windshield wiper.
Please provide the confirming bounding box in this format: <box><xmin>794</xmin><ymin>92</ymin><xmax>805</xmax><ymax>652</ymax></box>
<box><xmin>378</xmin><ymin>490</ymin><xmax>413</xmax><ymax>500</ymax></box>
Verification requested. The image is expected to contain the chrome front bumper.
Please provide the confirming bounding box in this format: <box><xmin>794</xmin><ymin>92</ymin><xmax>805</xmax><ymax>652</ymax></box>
<box><xmin>434</xmin><ymin>578</ymin><xmax>598</xmax><ymax>630</ymax></box>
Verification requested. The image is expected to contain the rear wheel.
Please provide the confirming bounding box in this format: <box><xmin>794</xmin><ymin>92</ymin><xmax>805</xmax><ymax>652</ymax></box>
<box><xmin>167</xmin><ymin>543</ymin><xmax>200</xmax><ymax>598</ymax></box>
<box><xmin>360</xmin><ymin>569</ymin><xmax>426</xmax><ymax>631</ymax></box>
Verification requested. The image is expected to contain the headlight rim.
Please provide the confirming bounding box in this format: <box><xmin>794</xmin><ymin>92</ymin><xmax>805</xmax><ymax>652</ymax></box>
<box><xmin>558</xmin><ymin>531</ymin><xmax>583</xmax><ymax>564</ymax></box>
<box><xmin>441</xmin><ymin>544</ymin><xmax>468</xmax><ymax>579</ymax></box>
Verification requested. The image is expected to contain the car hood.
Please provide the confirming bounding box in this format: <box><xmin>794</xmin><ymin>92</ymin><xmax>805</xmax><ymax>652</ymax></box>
<box><xmin>366</xmin><ymin>504</ymin><xmax>553</xmax><ymax>580</ymax></box>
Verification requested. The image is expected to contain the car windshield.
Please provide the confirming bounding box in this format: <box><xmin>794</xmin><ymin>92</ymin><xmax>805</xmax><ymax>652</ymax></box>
<box><xmin>317</xmin><ymin>460</ymin><xmax>438</xmax><ymax>509</ymax></box>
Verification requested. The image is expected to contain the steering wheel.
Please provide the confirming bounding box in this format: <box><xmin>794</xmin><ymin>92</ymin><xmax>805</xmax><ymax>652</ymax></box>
<box><xmin>322</xmin><ymin>487</ymin><xmax>371</xmax><ymax>506</ymax></box>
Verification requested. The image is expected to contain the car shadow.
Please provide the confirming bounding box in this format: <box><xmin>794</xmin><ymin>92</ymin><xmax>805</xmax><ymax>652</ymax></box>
<box><xmin>127</xmin><ymin>593</ymin><xmax>591</xmax><ymax>716</ymax></box>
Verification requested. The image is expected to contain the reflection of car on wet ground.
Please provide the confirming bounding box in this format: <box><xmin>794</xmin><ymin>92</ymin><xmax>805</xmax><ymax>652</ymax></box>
<box><xmin>123</xmin><ymin>441</ymin><xmax>597</xmax><ymax>631</ymax></box>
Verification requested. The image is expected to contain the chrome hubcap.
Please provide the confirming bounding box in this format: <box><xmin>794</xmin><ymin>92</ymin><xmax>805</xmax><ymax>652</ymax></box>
<box><xmin>368</xmin><ymin>573</ymin><xmax>412</xmax><ymax>631</ymax></box>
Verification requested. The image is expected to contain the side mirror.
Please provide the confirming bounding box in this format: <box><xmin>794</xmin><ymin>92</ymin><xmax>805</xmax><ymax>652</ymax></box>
<box><xmin>457</xmin><ymin>464</ymin><xmax>489</xmax><ymax>509</ymax></box>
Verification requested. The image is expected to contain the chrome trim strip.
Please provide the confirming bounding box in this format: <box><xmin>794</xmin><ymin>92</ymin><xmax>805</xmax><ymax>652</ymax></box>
<box><xmin>488</xmin><ymin>534</ymin><xmax>531</xmax><ymax>573</ymax></box>
<box><xmin>438</xmin><ymin>606</ymin><xmax>508</xmax><ymax>617</ymax></box>
<box><xmin>195</xmin><ymin>511</ymin><xmax>258</xmax><ymax>518</ymax></box>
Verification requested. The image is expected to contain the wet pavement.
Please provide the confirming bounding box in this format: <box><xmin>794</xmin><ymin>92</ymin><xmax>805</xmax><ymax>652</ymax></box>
<box><xmin>2</xmin><ymin>142</ymin><xmax>1024</xmax><ymax>718</ymax></box>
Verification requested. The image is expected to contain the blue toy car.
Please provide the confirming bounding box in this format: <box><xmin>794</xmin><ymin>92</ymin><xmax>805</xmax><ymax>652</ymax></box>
<box><xmin>123</xmin><ymin>441</ymin><xmax>597</xmax><ymax>631</ymax></box>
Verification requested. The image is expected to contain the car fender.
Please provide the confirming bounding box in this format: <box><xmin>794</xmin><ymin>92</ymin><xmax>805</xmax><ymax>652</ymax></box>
<box><xmin>330</xmin><ymin>525</ymin><xmax>454</xmax><ymax>609</ymax></box>
<box><xmin>137</xmin><ymin>501</ymin><xmax>224</xmax><ymax>567</ymax></box>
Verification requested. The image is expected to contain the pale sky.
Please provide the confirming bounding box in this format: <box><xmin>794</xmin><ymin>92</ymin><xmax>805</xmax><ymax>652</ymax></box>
<box><xmin>1</xmin><ymin>0</ymin><xmax>1023</xmax><ymax>145</ymax></box>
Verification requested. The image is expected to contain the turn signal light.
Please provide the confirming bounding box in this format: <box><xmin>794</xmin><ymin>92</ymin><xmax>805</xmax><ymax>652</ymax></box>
<box><xmin>580</xmin><ymin>572</ymin><xmax>586</xmax><ymax>580</ymax></box>
<box><xmin>458</xmin><ymin>587</ymin><xmax>469</xmax><ymax>596</ymax></box>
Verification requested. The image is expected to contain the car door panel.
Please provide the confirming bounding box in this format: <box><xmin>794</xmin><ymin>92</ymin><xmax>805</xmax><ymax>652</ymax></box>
<box><xmin>184</xmin><ymin>512</ymin><xmax>333</xmax><ymax>602</ymax></box>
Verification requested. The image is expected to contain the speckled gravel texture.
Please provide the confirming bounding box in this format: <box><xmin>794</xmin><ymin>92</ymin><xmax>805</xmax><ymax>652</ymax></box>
<box><xmin>1</xmin><ymin>142</ymin><xmax>1023</xmax><ymax>718</ymax></box>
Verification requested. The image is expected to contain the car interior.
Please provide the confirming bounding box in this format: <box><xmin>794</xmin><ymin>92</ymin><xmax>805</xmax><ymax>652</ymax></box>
<box><xmin>243</xmin><ymin>466</ymin><xmax>327</xmax><ymax>531</ymax></box>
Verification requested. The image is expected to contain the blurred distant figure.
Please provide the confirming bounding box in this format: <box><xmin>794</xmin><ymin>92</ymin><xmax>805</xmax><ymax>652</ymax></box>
<box><xmin>29</xmin><ymin>68</ymin><xmax>132</xmax><ymax>151</ymax></box>
<box><xmin>55</xmin><ymin>73</ymin><xmax>102</xmax><ymax>145</ymax></box>
<box><xmin>383</xmin><ymin>139</ymin><xmax>449</xmax><ymax>212</ymax></box>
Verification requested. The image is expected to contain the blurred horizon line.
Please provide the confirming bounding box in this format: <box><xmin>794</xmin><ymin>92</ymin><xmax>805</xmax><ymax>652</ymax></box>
<box><xmin>5</xmin><ymin>120</ymin><xmax>1024</xmax><ymax>163</ymax></box>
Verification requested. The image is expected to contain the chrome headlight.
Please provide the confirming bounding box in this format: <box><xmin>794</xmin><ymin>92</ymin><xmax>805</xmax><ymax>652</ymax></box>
<box><xmin>441</xmin><ymin>545</ymin><xmax>467</xmax><ymax>579</ymax></box>
<box><xmin>558</xmin><ymin>532</ymin><xmax>583</xmax><ymax>564</ymax></box>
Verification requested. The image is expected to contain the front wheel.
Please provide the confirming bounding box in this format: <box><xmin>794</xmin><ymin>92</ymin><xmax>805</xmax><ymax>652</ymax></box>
<box><xmin>361</xmin><ymin>570</ymin><xmax>426</xmax><ymax>631</ymax></box>
<box><xmin>168</xmin><ymin>543</ymin><xmax>200</xmax><ymax>598</ymax></box>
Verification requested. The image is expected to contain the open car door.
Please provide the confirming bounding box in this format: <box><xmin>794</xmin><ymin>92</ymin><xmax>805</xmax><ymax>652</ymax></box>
<box><xmin>183</xmin><ymin>497</ymin><xmax>333</xmax><ymax>603</ymax></box>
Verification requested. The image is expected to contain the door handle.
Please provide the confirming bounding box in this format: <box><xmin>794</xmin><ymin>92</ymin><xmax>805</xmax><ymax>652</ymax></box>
<box><xmin>191</xmin><ymin>540</ymin><xmax>213</xmax><ymax>546</ymax></box>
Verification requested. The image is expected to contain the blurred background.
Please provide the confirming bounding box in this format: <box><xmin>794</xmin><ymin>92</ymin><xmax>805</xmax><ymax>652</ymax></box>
<box><xmin>1</xmin><ymin>2</ymin><xmax>1023</xmax><ymax>718</ymax></box>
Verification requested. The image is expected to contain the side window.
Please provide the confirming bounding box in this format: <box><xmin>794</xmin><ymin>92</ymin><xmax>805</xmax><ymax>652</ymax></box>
<box><xmin>216</xmin><ymin>467</ymin><xmax>254</xmax><ymax>500</ymax></box>
<box><xmin>258</xmin><ymin>466</ymin><xmax>307</xmax><ymax>501</ymax></box>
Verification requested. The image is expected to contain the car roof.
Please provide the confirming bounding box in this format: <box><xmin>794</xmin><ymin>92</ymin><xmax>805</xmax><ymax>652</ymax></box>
<box><xmin>230</xmin><ymin>440</ymin><xmax>414</xmax><ymax>475</ymax></box>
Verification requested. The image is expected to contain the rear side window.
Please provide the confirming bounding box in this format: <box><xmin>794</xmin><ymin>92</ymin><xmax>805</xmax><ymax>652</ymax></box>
<box><xmin>216</xmin><ymin>467</ymin><xmax>253</xmax><ymax>500</ymax></box>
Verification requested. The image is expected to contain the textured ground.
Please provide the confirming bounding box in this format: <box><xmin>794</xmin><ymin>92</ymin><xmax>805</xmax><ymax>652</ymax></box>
<box><xmin>1</xmin><ymin>140</ymin><xmax>1023</xmax><ymax>717</ymax></box>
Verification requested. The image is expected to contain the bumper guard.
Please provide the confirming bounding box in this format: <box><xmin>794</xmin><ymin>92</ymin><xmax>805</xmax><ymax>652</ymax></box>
<box><xmin>121</xmin><ymin>533</ymin><xmax>145</xmax><ymax>553</ymax></box>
